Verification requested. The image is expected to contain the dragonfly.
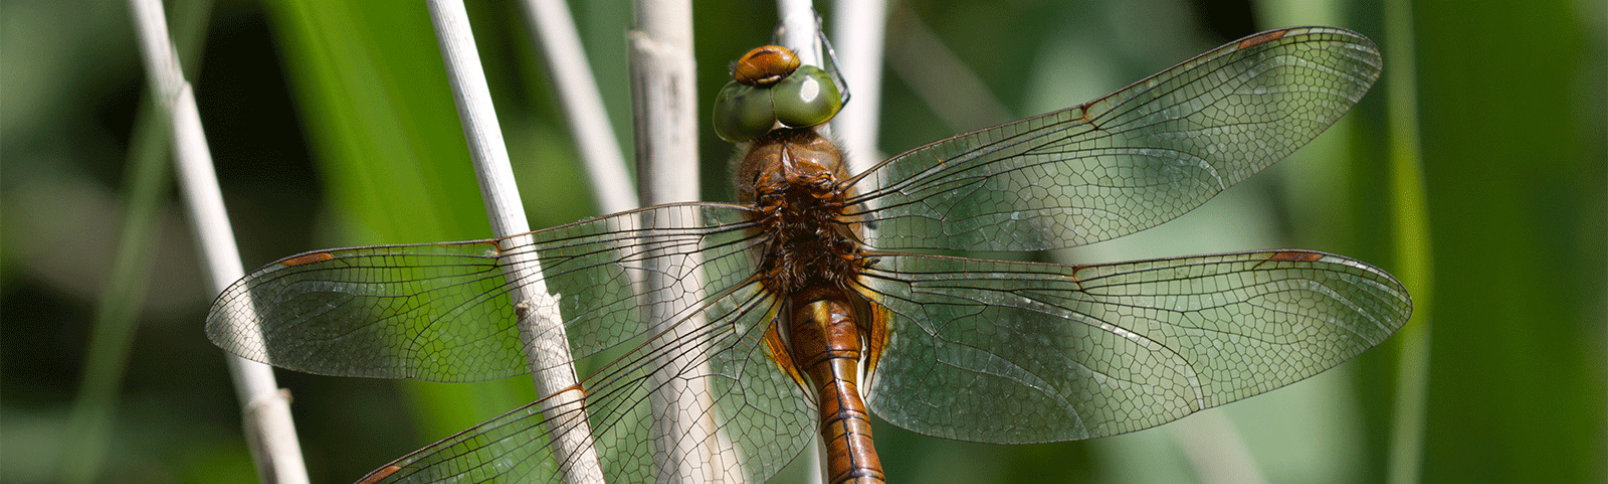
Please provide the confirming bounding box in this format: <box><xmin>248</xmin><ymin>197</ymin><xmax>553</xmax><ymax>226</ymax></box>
<box><xmin>207</xmin><ymin>26</ymin><xmax>1411</xmax><ymax>483</ymax></box>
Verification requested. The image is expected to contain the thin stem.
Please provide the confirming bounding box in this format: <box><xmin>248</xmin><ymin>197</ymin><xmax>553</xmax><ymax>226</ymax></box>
<box><xmin>630</xmin><ymin>0</ymin><xmax>728</xmax><ymax>480</ymax></box>
<box><xmin>60</xmin><ymin>96</ymin><xmax>170</xmax><ymax>484</ymax></box>
<box><xmin>829</xmin><ymin>0</ymin><xmax>888</xmax><ymax>174</ymax></box>
<box><xmin>424</xmin><ymin>2</ymin><xmax>604</xmax><ymax>483</ymax></box>
<box><xmin>886</xmin><ymin>7</ymin><xmax>1012</xmax><ymax>131</ymax></box>
<box><xmin>776</xmin><ymin>0</ymin><xmax>822</xmax><ymax>68</ymax></box>
<box><xmin>1384</xmin><ymin>0</ymin><xmax>1434</xmax><ymax>482</ymax></box>
<box><xmin>124</xmin><ymin>0</ymin><xmax>309</xmax><ymax>482</ymax></box>
<box><xmin>630</xmin><ymin>0</ymin><xmax>699</xmax><ymax>205</ymax></box>
<box><xmin>1168</xmin><ymin>412</ymin><xmax>1268</xmax><ymax>484</ymax></box>
<box><xmin>518</xmin><ymin>0</ymin><xmax>638</xmax><ymax>215</ymax></box>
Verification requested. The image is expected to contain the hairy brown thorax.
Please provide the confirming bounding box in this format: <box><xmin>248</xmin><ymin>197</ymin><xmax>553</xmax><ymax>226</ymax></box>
<box><xmin>737</xmin><ymin>129</ymin><xmax>863</xmax><ymax>296</ymax></box>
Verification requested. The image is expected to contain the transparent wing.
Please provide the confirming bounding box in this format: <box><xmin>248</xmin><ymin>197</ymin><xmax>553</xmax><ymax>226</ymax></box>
<box><xmin>846</xmin><ymin>27</ymin><xmax>1381</xmax><ymax>251</ymax></box>
<box><xmin>854</xmin><ymin>250</ymin><xmax>1411</xmax><ymax>443</ymax></box>
<box><xmin>357</xmin><ymin>281</ymin><xmax>818</xmax><ymax>484</ymax></box>
<box><xmin>206</xmin><ymin>203</ymin><xmax>762</xmax><ymax>382</ymax></box>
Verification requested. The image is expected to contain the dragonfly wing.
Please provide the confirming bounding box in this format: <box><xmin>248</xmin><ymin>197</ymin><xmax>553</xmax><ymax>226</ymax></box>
<box><xmin>358</xmin><ymin>282</ymin><xmax>818</xmax><ymax>483</ymax></box>
<box><xmin>205</xmin><ymin>202</ymin><xmax>762</xmax><ymax>382</ymax></box>
<box><xmin>847</xmin><ymin>27</ymin><xmax>1381</xmax><ymax>251</ymax></box>
<box><xmin>853</xmin><ymin>250</ymin><xmax>1410</xmax><ymax>443</ymax></box>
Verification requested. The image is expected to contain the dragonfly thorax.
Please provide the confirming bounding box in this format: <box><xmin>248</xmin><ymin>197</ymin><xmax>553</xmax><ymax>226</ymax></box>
<box><xmin>738</xmin><ymin>129</ymin><xmax>864</xmax><ymax>296</ymax></box>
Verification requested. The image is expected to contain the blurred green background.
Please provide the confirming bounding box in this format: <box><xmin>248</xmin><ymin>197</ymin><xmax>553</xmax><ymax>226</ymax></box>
<box><xmin>2</xmin><ymin>0</ymin><xmax>1602</xmax><ymax>482</ymax></box>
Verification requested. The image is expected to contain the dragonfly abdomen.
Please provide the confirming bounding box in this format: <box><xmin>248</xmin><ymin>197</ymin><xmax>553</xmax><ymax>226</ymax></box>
<box><xmin>787</xmin><ymin>288</ymin><xmax>885</xmax><ymax>484</ymax></box>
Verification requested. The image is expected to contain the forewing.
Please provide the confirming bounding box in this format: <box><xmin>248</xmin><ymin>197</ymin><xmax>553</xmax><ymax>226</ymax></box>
<box><xmin>357</xmin><ymin>282</ymin><xmax>818</xmax><ymax>483</ymax></box>
<box><xmin>847</xmin><ymin>27</ymin><xmax>1381</xmax><ymax>251</ymax></box>
<box><xmin>205</xmin><ymin>203</ymin><xmax>762</xmax><ymax>382</ymax></box>
<box><xmin>854</xmin><ymin>250</ymin><xmax>1410</xmax><ymax>443</ymax></box>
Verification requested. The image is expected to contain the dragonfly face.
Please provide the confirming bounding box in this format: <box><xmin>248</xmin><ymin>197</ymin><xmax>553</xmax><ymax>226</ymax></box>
<box><xmin>207</xmin><ymin>26</ymin><xmax>1411</xmax><ymax>483</ymax></box>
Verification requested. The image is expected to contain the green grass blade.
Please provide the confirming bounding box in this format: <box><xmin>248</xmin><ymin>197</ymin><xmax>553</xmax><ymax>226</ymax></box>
<box><xmin>260</xmin><ymin>0</ymin><xmax>531</xmax><ymax>468</ymax></box>
<box><xmin>58</xmin><ymin>1</ymin><xmax>214</xmax><ymax>481</ymax></box>
<box><xmin>1406</xmin><ymin>0</ymin><xmax>1606</xmax><ymax>481</ymax></box>
<box><xmin>1382</xmin><ymin>1</ymin><xmax>1433</xmax><ymax>483</ymax></box>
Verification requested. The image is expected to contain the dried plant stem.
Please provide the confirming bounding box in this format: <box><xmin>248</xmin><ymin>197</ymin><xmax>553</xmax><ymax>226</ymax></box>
<box><xmin>518</xmin><ymin>0</ymin><xmax>637</xmax><ymax>214</ymax></box>
<box><xmin>629</xmin><ymin>0</ymin><xmax>699</xmax><ymax>206</ymax></box>
<box><xmin>126</xmin><ymin>0</ymin><xmax>309</xmax><ymax>482</ymax></box>
<box><xmin>776</xmin><ymin>0</ymin><xmax>823</xmax><ymax>68</ymax></box>
<box><xmin>830</xmin><ymin>0</ymin><xmax>889</xmax><ymax>174</ymax></box>
<box><xmin>630</xmin><ymin>0</ymin><xmax>734</xmax><ymax>480</ymax></box>
<box><xmin>425</xmin><ymin>1</ymin><xmax>604</xmax><ymax>482</ymax></box>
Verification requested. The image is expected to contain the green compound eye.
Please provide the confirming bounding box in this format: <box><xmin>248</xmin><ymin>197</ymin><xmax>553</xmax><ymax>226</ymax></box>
<box><xmin>771</xmin><ymin>65</ymin><xmax>843</xmax><ymax>128</ymax></box>
<box><xmin>713</xmin><ymin>81</ymin><xmax>777</xmax><ymax>142</ymax></box>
